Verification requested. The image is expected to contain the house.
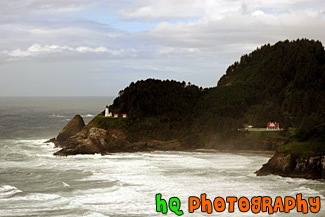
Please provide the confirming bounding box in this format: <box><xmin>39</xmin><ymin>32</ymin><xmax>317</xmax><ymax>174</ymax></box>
<box><xmin>267</xmin><ymin>122</ymin><xmax>280</xmax><ymax>130</ymax></box>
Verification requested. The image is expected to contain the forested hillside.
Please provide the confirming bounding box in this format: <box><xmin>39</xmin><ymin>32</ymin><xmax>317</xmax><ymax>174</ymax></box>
<box><xmin>104</xmin><ymin>39</ymin><xmax>325</xmax><ymax>148</ymax></box>
<box><xmin>195</xmin><ymin>39</ymin><xmax>325</xmax><ymax>134</ymax></box>
<box><xmin>109</xmin><ymin>79</ymin><xmax>202</xmax><ymax>143</ymax></box>
<box><xmin>111</xmin><ymin>79</ymin><xmax>202</xmax><ymax>121</ymax></box>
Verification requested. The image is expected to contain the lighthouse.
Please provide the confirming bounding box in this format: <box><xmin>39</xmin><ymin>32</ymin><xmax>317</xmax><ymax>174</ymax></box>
<box><xmin>104</xmin><ymin>105</ymin><xmax>112</xmax><ymax>117</ymax></box>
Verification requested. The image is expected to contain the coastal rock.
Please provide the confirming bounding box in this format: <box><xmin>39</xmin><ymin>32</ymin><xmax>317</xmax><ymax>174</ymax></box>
<box><xmin>44</xmin><ymin>138</ymin><xmax>56</xmax><ymax>143</ymax></box>
<box><xmin>53</xmin><ymin>126</ymin><xmax>183</xmax><ymax>156</ymax></box>
<box><xmin>131</xmin><ymin>140</ymin><xmax>181</xmax><ymax>151</ymax></box>
<box><xmin>55</xmin><ymin>115</ymin><xmax>85</xmax><ymax>147</ymax></box>
<box><xmin>255</xmin><ymin>153</ymin><xmax>296</xmax><ymax>176</ymax></box>
<box><xmin>54</xmin><ymin>127</ymin><xmax>131</xmax><ymax>156</ymax></box>
<box><xmin>256</xmin><ymin>153</ymin><xmax>325</xmax><ymax>179</ymax></box>
<box><xmin>321</xmin><ymin>156</ymin><xmax>325</xmax><ymax>179</ymax></box>
<box><xmin>291</xmin><ymin>156</ymin><xmax>324</xmax><ymax>179</ymax></box>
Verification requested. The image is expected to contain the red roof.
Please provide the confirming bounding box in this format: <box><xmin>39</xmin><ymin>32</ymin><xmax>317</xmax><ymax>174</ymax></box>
<box><xmin>267</xmin><ymin>122</ymin><xmax>279</xmax><ymax>128</ymax></box>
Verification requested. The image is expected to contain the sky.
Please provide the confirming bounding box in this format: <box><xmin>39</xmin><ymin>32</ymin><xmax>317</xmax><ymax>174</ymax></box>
<box><xmin>0</xmin><ymin>0</ymin><xmax>324</xmax><ymax>96</ymax></box>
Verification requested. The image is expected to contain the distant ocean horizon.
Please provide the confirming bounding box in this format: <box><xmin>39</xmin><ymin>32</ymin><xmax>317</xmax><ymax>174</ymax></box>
<box><xmin>0</xmin><ymin>96</ymin><xmax>115</xmax><ymax>140</ymax></box>
<box><xmin>0</xmin><ymin>97</ymin><xmax>324</xmax><ymax>216</ymax></box>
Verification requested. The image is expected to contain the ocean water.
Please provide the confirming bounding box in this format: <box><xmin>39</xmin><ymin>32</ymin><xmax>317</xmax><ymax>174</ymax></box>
<box><xmin>0</xmin><ymin>97</ymin><xmax>324</xmax><ymax>217</ymax></box>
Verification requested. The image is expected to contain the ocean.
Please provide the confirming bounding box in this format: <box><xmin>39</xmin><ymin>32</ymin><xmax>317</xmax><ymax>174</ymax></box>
<box><xmin>0</xmin><ymin>97</ymin><xmax>324</xmax><ymax>217</ymax></box>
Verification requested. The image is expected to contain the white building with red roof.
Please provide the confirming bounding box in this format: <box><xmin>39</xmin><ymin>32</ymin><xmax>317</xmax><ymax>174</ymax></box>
<box><xmin>266</xmin><ymin>122</ymin><xmax>280</xmax><ymax>130</ymax></box>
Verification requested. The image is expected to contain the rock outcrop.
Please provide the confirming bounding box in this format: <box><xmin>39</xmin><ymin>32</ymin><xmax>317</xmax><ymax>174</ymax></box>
<box><xmin>256</xmin><ymin>152</ymin><xmax>325</xmax><ymax>179</ymax></box>
<box><xmin>54</xmin><ymin>127</ymin><xmax>130</xmax><ymax>156</ymax></box>
<box><xmin>53</xmin><ymin>115</ymin><xmax>85</xmax><ymax>147</ymax></box>
<box><xmin>47</xmin><ymin>113</ymin><xmax>183</xmax><ymax>156</ymax></box>
<box><xmin>53</xmin><ymin>127</ymin><xmax>182</xmax><ymax>156</ymax></box>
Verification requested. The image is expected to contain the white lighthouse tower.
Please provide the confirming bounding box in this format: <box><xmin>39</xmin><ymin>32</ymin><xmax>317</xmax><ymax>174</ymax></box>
<box><xmin>104</xmin><ymin>105</ymin><xmax>112</xmax><ymax>117</ymax></box>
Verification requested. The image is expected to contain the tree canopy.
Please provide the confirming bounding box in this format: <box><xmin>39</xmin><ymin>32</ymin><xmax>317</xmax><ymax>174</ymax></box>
<box><xmin>107</xmin><ymin>39</ymin><xmax>325</xmax><ymax>143</ymax></box>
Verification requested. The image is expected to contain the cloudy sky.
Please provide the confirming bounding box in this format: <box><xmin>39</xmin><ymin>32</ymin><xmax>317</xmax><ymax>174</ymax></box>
<box><xmin>0</xmin><ymin>0</ymin><xmax>324</xmax><ymax>96</ymax></box>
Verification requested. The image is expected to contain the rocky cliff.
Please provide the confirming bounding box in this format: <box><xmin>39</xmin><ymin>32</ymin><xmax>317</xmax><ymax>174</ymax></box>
<box><xmin>256</xmin><ymin>152</ymin><xmax>325</xmax><ymax>179</ymax></box>
<box><xmin>50</xmin><ymin>115</ymin><xmax>182</xmax><ymax>156</ymax></box>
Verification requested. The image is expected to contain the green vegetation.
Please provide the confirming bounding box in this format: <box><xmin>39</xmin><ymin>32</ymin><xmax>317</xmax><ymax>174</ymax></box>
<box><xmin>244</xmin><ymin>131</ymin><xmax>286</xmax><ymax>140</ymax></box>
<box><xmin>87</xmin><ymin>115</ymin><xmax>126</xmax><ymax>130</ymax></box>
<box><xmin>202</xmin><ymin>39</ymin><xmax>325</xmax><ymax>132</ymax></box>
<box><xmin>277</xmin><ymin>141</ymin><xmax>321</xmax><ymax>157</ymax></box>
<box><xmin>278</xmin><ymin>123</ymin><xmax>325</xmax><ymax>156</ymax></box>
<box><xmin>107</xmin><ymin>79</ymin><xmax>202</xmax><ymax>145</ymax></box>
<box><xmin>110</xmin><ymin>79</ymin><xmax>202</xmax><ymax>121</ymax></box>
<box><xmin>89</xmin><ymin>39</ymin><xmax>324</xmax><ymax>152</ymax></box>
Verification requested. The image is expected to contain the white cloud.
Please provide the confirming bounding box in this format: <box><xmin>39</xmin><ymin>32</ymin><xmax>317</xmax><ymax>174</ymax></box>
<box><xmin>252</xmin><ymin>10</ymin><xmax>265</xmax><ymax>16</ymax></box>
<box><xmin>136</xmin><ymin>0</ymin><xmax>325</xmax><ymax>52</ymax></box>
<box><xmin>7</xmin><ymin>44</ymin><xmax>136</xmax><ymax>58</ymax></box>
<box><xmin>117</xmin><ymin>0</ymin><xmax>203</xmax><ymax>21</ymax></box>
<box><xmin>0</xmin><ymin>0</ymin><xmax>100</xmax><ymax>19</ymax></box>
<box><xmin>0</xmin><ymin>0</ymin><xmax>324</xmax><ymax>96</ymax></box>
<box><xmin>75</xmin><ymin>46</ymin><xmax>107</xmax><ymax>53</ymax></box>
<box><xmin>117</xmin><ymin>0</ymin><xmax>325</xmax><ymax>21</ymax></box>
<box><xmin>8</xmin><ymin>44</ymin><xmax>72</xmax><ymax>57</ymax></box>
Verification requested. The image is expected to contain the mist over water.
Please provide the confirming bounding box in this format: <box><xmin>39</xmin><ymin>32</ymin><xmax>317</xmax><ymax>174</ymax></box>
<box><xmin>0</xmin><ymin>97</ymin><xmax>324</xmax><ymax>216</ymax></box>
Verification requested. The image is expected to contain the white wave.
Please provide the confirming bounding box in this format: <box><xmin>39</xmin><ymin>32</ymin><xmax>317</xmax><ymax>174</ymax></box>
<box><xmin>35</xmin><ymin>153</ymin><xmax>56</xmax><ymax>158</ymax></box>
<box><xmin>0</xmin><ymin>185</ymin><xmax>22</xmax><ymax>198</ymax></box>
<box><xmin>16</xmin><ymin>139</ymin><xmax>56</xmax><ymax>152</ymax></box>
<box><xmin>68</xmin><ymin>153</ymin><xmax>103</xmax><ymax>159</ymax></box>
<box><xmin>63</xmin><ymin>182</ymin><xmax>70</xmax><ymax>187</ymax></box>
<box><xmin>10</xmin><ymin>139</ymin><xmax>48</xmax><ymax>145</ymax></box>
<box><xmin>82</xmin><ymin>114</ymin><xmax>94</xmax><ymax>117</ymax></box>
<box><xmin>4</xmin><ymin>193</ymin><xmax>60</xmax><ymax>202</ymax></box>
<box><xmin>293</xmin><ymin>186</ymin><xmax>324</xmax><ymax>198</ymax></box>
<box><xmin>51</xmin><ymin>114</ymin><xmax>67</xmax><ymax>118</ymax></box>
<box><xmin>83</xmin><ymin>213</ymin><xmax>109</xmax><ymax>217</ymax></box>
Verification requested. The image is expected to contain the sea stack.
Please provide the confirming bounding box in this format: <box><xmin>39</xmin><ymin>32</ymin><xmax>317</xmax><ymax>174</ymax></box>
<box><xmin>55</xmin><ymin>114</ymin><xmax>85</xmax><ymax>147</ymax></box>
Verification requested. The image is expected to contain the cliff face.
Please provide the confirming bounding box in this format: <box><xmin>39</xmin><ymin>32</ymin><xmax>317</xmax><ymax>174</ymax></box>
<box><xmin>256</xmin><ymin>152</ymin><xmax>325</xmax><ymax>179</ymax></box>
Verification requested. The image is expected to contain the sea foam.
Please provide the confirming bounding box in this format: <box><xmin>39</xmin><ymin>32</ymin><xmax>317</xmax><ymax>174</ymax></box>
<box><xmin>0</xmin><ymin>185</ymin><xmax>22</xmax><ymax>198</ymax></box>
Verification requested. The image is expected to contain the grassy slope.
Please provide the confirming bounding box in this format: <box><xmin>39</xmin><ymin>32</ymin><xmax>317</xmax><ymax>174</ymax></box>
<box><xmin>86</xmin><ymin>115</ymin><xmax>126</xmax><ymax>130</ymax></box>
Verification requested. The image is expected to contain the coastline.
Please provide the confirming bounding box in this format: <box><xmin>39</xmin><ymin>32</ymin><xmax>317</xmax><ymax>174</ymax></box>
<box><xmin>193</xmin><ymin>148</ymin><xmax>275</xmax><ymax>156</ymax></box>
<box><xmin>49</xmin><ymin>114</ymin><xmax>324</xmax><ymax>180</ymax></box>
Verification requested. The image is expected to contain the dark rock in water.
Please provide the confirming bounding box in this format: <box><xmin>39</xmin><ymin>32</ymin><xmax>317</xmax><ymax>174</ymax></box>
<box><xmin>290</xmin><ymin>156</ymin><xmax>325</xmax><ymax>179</ymax></box>
<box><xmin>44</xmin><ymin>138</ymin><xmax>56</xmax><ymax>143</ymax></box>
<box><xmin>55</xmin><ymin>115</ymin><xmax>85</xmax><ymax>147</ymax></box>
<box><xmin>255</xmin><ymin>153</ymin><xmax>296</xmax><ymax>176</ymax></box>
<box><xmin>256</xmin><ymin>152</ymin><xmax>325</xmax><ymax>179</ymax></box>
<box><xmin>53</xmin><ymin>126</ymin><xmax>183</xmax><ymax>156</ymax></box>
<box><xmin>54</xmin><ymin>127</ymin><xmax>132</xmax><ymax>156</ymax></box>
<box><xmin>44</xmin><ymin>137</ymin><xmax>61</xmax><ymax>147</ymax></box>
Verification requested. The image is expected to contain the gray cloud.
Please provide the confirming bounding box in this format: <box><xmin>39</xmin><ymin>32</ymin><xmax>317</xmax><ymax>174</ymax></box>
<box><xmin>0</xmin><ymin>0</ymin><xmax>324</xmax><ymax>96</ymax></box>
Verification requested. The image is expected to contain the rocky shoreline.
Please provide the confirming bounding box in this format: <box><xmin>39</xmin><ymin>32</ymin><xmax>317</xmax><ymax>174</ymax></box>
<box><xmin>255</xmin><ymin>152</ymin><xmax>325</xmax><ymax>179</ymax></box>
<box><xmin>46</xmin><ymin>115</ymin><xmax>182</xmax><ymax>156</ymax></box>
<box><xmin>46</xmin><ymin>114</ymin><xmax>280</xmax><ymax>156</ymax></box>
<box><xmin>47</xmin><ymin>115</ymin><xmax>324</xmax><ymax>180</ymax></box>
